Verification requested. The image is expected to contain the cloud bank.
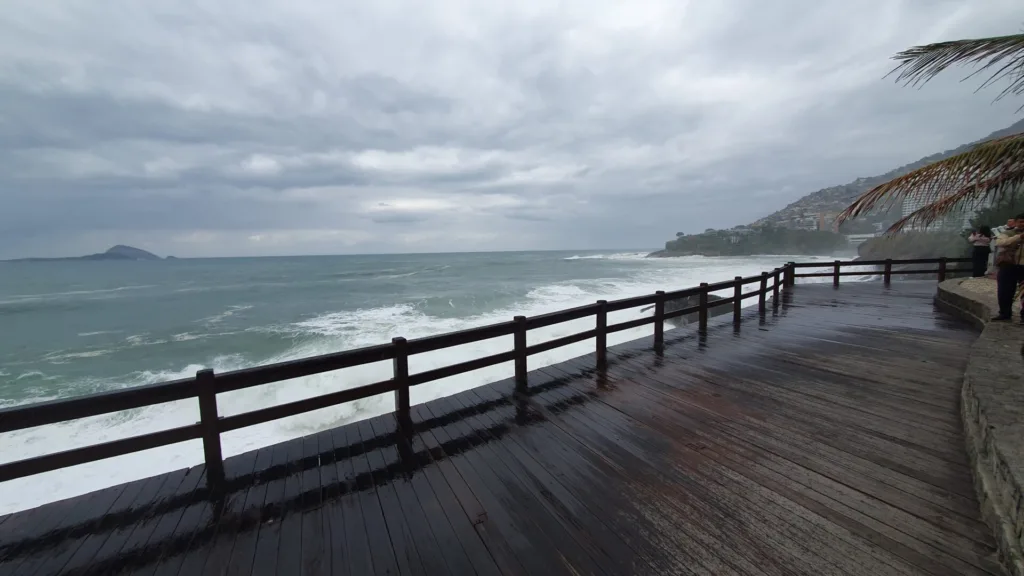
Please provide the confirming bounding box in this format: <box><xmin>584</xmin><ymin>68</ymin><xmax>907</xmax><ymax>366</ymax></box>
<box><xmin>1</xmin><ymin>0</ymin><xmax>1021</xmax><ymax>257</ymax></box>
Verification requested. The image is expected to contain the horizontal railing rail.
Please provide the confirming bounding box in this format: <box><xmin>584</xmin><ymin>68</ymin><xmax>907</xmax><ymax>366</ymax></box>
<box><xmin>0</xmin><ymin>256</ymin><xmax>972</xmax><ymax>487</ymax></box>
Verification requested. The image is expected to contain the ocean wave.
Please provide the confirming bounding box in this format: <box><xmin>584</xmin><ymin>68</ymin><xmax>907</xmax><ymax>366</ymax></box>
<box><xmin>43</xmin><ymin>350</ymin><xmax>112</xmax><ymax>362</ymax></box>
<box><xmin>563</xmin><ymin>252</ymin><xmax>649</xmax><ymax>261</ymax></box>
<box><xmin>15</xmin><ymin>370</ymin><xmax>58</xmax><ymax>381</ymax></box>
<box><xmin>197</xmin><ymin>304</ymin><xmax>253</xmax><ymax>325</ymax></box>
<box><xmin>375</xmin><ymin>271</ymin><xmax>419</xmax><ymax>279</ymax></box>
<box><xmin>2</xmin><ymin>285</ymin><xmax>156</xmax><ymax>302</ymax></box>
<box><xmin>77</xmin><ymin>330</ymin><xmax>119</xmax><ymax>337</ymax></box>
<box><xmin>124</xmin><ymin>334</ymin><xmax>168</xmax><ymax>347</ymax></box>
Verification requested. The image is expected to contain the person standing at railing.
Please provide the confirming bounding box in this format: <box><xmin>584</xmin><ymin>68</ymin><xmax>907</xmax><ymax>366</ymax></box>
<box><xmin>992</xmin><ymin>215</ymin><xmax>1024</xmax><ymax>322</ymax></box>
<box><xmin>968</xmin><ymin>226</ymin><xmax>994</xmax><ymax>278</ymax></box>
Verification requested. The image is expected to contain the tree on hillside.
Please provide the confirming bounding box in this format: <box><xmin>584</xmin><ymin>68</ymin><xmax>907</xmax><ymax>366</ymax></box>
<box><xmin>837</xmin><ymin>33</ymin><xmax>1024</xmax><ymax>233</ymax></box>
<box><xmin>970</xmin><ymin>195</ymin><xmax>1024</xmax><ymax>231</ymax></box>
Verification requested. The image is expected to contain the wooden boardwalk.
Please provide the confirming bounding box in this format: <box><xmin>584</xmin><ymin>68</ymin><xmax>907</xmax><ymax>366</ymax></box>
<box><xmin>0</xmin><ymin>281</ymin><xmax>1001</xmax><ymax>576</ymax></box>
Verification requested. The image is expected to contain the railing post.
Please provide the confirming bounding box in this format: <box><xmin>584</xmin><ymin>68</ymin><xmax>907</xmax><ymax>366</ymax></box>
<box><xmin>514</xmin><ymin>316</ymin><xmax>527</xmax><ymax>392</ymax></box>
<box><xmin>596</xmin><ymin>300</ymin><xmax>608</xmax><ymax>370</ymax></box>
<box><xmin>938</xmin><ymin>257</ymin><xmax>947</xmax><ymax>282</ymax></box>
<box><xmin>833</xmin><ymin>260</ymin><xmax>841</xmax><ymax>288</ymax></box>
<box><xmin>884</xmin><ymin>259</ymin><xmax>892</xmax><ymax>286</ymax></box>
<box><xmin>758</xmin><ymin>273</ymin><xmax>768</xmax><ymax>315</ymax></box>
<box><xmin>772</xmin><ymin>269</ymin><xmax>780</xmax><ymax>308</ymax></box>
<box><xmin>196</xmin><ymin>369</ymin><xmax>224</xmax><ymax>490</ymax></box>
<box><xmin>653</xmin><ymin>291</ymin><xmax>665</xmax><ymax>350</ymax></box>
<box><xmin>786</xmin><ymin>262</ymin><xmax>796</xmax><ymax>287</ymax></box>
<box><xmin>698</xmin><ymin>283</ymin><xmax>709</xmax><ymax>332</ymax></box>
<box><xmin>392</xmin><ymin>337</ymin><xmax>410</xmax><ymax>425</ymax></box>
<box><xmin>733</xmin><ymin>277</ymin><xmax>742</xmax><ymax>325</ymax></box>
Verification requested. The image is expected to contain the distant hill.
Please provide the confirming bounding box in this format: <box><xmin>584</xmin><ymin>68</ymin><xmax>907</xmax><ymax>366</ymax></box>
<box><xmin>5</xmin><ymin>245</ymin><xmax>168</xmax><ymax>262</ymax></box>
<box><xmin>752</xmin><ymin>118</ymin><xmax>1024</xmax><ymax>231</ymax></box>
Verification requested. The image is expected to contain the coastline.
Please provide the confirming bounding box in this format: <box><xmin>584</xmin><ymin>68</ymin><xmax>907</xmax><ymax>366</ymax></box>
<box><xmin>646</xmin><ymin>249</ymin><xmax>858</xmax><ymax>259</ymax></box>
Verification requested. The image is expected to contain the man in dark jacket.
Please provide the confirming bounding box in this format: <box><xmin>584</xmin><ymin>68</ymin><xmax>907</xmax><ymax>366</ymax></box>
<box><xmin>993</xmin><ymin>214</ymin><xmax>1024</xmax><ymax>321</ymax></box>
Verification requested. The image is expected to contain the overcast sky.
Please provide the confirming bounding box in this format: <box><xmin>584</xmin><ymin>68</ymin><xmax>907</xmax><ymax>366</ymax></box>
<box><xmin>1</xmin><ymin>1</ymin><xmax>1021</xmax><ymax>258</ymax></box>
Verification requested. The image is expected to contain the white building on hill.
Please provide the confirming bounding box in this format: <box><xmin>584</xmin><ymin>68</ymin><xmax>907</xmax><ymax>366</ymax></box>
<box><xmin>901</xmin><ymin>188</ymin><xmax>992</xmax><ymax>232</ymax></box>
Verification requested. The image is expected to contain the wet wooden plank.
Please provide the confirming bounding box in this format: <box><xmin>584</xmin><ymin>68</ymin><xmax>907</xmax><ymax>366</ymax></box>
<box><xmin>56</xmin><ymin>475</ymin><xmax>156</xmax><ymax>574</ymax></box>
<box><xmin>345</xmin><ymin>420</ymin><xmax>400</xmax><ymax>576</ymax></box>
<box><xmin>112</xmin><ymin>466</ymin><xmax>203</xmax><ymax>575</ymax></box>
<box><xmin>449</xmin><ymin>387</ymin><xmax>651</xmax><ymax>575</ymax></box>
<box><xmin>323</xmin><ymin>426</ymin><xmax>363</xmax><ymax>576</ymax></box>
<box><xmin>355</xmin><ymin>417</ymin><xmax>431</xmax><ymax>576</ymax></box>
<box><xmin>514</xmin><ymin>374</ymin><xmax>756</xmax><ymax>576</ymax></box>
<box><xmin>527</xmin><ymin>368</ymin><xmax>855</xmax><ymax>576</ymax></box>
<box><xmin>248</xmin><ymin>440</ymin><xmax>293</xmax><ymax>576</ymax></box>
<box><xmin>79</xmin><ymin>470</ymin><xmax>184</xmax><ymax>576</ymax></box>
<box><xmin>460</xmin><ymin>385</ymin><xmax>698</xmax><ymax>575</ymax></box>
<box><xmin>19</xmin><ymin>481</ymin><xmax>129</xmax><ymax>575</ymax></box>
<box><xmin>417</xmin><ymin>396</ymin><xmax>582</xmax><ymax>576</ymax></box>
<box><xmin>142</xmin><ymin>471</ymin><xmax>215</xmax><ymax>576</ymax></box>
<box><xmin>366</xmin><ymin>415</ymin><xmax>452</xmax><ymax>575</ymax></box>
<box><xmin>274</xmin><ymin>438</ymin><xmax>306</xmax><ymax>576</ymax></box>
<box><xmin>409</xmin><ymin>403</ymin><xmax>519</xmax><ymax>576</ymax></box>
<box><xmin>219</xmin><ymin>448</ymin><xmax>275</xmax><ymax>576</ymax></box>
<box><xmin>67</xmin><ymin>473</ymin><xmax>176</xmax><ymax>576</ymax></box>
<box><xmin>532</xmin><ymin>371</ymin><xmax>916</xmax><ymax>576</ymax></box>
<box><xmin>298</xmin><ymin>432</ymin><xmax>329</xmax><ymax>576</ymax></box>
<box><xmin>605</xmin><ymin>350</ymin><xmax>977</xmax><ymax>497</ymax></box>
<box><xmin>0</xmin><ymin>498</ymin><xmax>96</xmax><ymax>574</ymax></box>
<box><xmin>432</xmin><ymin>393</ymin><xmax>616</xmax><ymax>576</ymax></box>
<box><xmin>592</xmin><ymin>349</ymin><xmax>983</xmax><ymax>520</ymax></box>
<box><xmin>368</xmin><ymin>415</ymin><xmax>477</xmax><ymax>575</ymax></box>
<box><xmin>652</xmin><ymin>362</ymin><xmax>970</xmax><ymax>483</ymax></box>
<box><xmin>551</xmin><ymin>367</ymin><xmax>997</xmax><ymax>576</ymax></box>
<box><xmin>185</xmin><ymin>449</ymin><xmax>261</xmax><ymax>575</ymax></box>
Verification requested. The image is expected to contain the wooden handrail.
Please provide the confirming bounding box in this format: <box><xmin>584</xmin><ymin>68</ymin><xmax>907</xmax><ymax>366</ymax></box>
<box><xmin>0</xmin><ymin>257</ymin><xmax>972</xmax><ymax>488</ymax></box>
<box><xmin>790</xmin><ymin>257</ymin><xmax>971</xmax><ymax>268</ymax></box>
<box><xmin>0</xmin><ymin>376</ymin><xmax>196</xmax><ymax>434</ymax></box>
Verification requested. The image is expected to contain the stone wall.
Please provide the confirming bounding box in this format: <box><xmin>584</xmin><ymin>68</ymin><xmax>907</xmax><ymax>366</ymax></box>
<box><xmin>936</xmin><ymin>278</ymin><xmax>1024</xmax><ymax>576</ymax></box>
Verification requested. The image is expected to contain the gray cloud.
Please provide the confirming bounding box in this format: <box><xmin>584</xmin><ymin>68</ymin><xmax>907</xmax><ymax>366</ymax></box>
<box><xmin>0</xmin><ymin>0</ymin><xmax>1022</xmax><ymax>258</ymax></box>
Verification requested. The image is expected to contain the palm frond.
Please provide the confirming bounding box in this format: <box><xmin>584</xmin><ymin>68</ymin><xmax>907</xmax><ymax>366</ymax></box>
<box><xmin>889</xmin><ymin>33</ymin><xmax>1024</xmax><ymax>101</ymax></box>
<box><xmin>836</xmin><ymin>132</ymin><xmax>1024</xmax><ymax>230</ymax></box>
<box><xmin>883</xmin><ymin>169</ymin><xmax>1024</xmax><ymax>233</ymax></box>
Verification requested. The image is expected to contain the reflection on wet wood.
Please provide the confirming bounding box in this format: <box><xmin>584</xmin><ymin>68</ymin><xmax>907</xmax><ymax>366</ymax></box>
<box><xmin>0</xmin><ymin>282</ymin><xmax>1000</xmax><ymax>575</ymax></box>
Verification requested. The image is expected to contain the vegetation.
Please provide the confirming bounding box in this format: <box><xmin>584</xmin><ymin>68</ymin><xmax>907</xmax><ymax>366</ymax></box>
<box><xmin>839</xmin><ymin>32</ymin><xmax>1024</xmax><ymax>232</ymax></box>
<box><xmin>653</xmin><ymin>225</ymin><xmax>849</xmax><ymax>257</ymax></box>
<box><xmin>969</xmin><ymin>195</ymin><xmax>1024</xmax><ymax>231</ymax></box>
<box><xmin>851</xmin><ymin>197</ymin><xmax>1024</xmax><ymax>261</ymax></box>
<box><xmin>857</xmin><ymin>232</ymin><xmax>969</xmax><ymax>260</ymax></box>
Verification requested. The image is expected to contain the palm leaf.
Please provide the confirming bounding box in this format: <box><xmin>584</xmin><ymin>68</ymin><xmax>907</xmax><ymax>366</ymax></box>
<box><xmin>883</xmin><ymin>169</ymin><xmax>1024</xmax><ymax>233</ymax></box>
<box><xmin>890</xmin><ymin>33</ymin><xmax>1024</xmax><ymax>101</ymax></box>
<box><xmin>836</xmin><ymin>133</ymin><xmax>1024</xmax><ymax>231</ymax></box>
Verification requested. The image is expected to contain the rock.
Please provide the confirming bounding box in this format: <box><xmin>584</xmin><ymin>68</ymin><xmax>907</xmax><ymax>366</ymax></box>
<box><xmin>665</xmin><ymin>294</ymin><xmax>731</xmax><ymax>327</ymax></box>
<box><xmin>5</xmin><ymin>245</ymin><xmax>163</xmax><ymax>262</ymax></box>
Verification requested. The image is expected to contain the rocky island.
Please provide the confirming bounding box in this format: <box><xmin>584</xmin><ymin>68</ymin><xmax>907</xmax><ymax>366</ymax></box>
<box><xmin>4</xmin><ymin>245</ymin><xmax>172</xmax><ymax>262</ymax></box>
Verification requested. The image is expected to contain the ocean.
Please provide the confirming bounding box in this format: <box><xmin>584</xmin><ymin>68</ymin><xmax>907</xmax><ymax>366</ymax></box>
<box><xmin>0</xmin><ymin>250</ymin><xmax>841</xmax><ymax>513</ymax></box>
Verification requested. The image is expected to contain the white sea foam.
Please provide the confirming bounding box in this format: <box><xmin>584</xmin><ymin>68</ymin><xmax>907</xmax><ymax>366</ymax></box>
<box><xmin>43</xmin><ymin>350</ymin><xmax>112</xmax><ymax>362</ymax></box>
<box><xmin>3</xmin><ymin>285</ymin><xmax>156</xmax><ymax>302</ymax></box>
<box><xmin>198</xmin><ymin>304</ymin><xmax>254</xmax><ymax>325</ymax></box>
<box><xmin>563</xmin><ymin>252</ymin><xmax>649</xmax><ymax>261</ymax></box>
<box><xmin>0</xmin><ymin>255</ymin><xmax>850</xmax><ymax>513</ymax></box>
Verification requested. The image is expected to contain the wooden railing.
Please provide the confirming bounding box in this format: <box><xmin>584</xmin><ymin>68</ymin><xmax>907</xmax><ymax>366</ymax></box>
<box><xmin>0</xmin><ymin>257</ymin><xmax>971</xmax><ymax>489</ymax></box>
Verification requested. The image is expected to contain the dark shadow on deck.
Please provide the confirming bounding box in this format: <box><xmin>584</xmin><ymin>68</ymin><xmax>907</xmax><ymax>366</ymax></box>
<box><xmin>0</xmin><ymin>282</ymin><xmax>1003</xmax><ymax>576</ymax></box>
